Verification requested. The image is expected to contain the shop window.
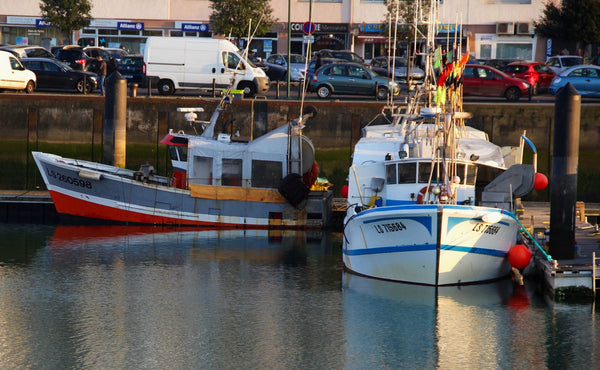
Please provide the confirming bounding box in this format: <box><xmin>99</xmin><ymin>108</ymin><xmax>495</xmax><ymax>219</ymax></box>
<box><xmin>496</xmin><ymin>43</ymin><xmax>532</xmax><ymax>60</ymax></box>
<box><xmin>222</xmin><ymin>159</ymin><xmax>242</xmax><ymax>186</ymax></box>
<box><xmin>252</xmin><ymin>160</ymin><xmax>282</xmax><ymax>188</ymax></box>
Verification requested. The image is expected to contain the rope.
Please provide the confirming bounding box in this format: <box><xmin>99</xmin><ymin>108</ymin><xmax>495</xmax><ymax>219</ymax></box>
<box><xmin>514</xmin><ymin>216</ymin><xmax>554</xmax><ymax>262</ymax></box>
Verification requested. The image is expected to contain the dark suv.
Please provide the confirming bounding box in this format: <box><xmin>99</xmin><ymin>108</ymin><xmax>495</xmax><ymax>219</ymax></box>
<box><xmin>117</xmin><ymin>55</ymin><xmax>156</xmax><ymax>87</ymax></box>
<box><xmin>55</xmin><ymin>46</ymin><xmax>117</xmax><ymax>74</ymax></box>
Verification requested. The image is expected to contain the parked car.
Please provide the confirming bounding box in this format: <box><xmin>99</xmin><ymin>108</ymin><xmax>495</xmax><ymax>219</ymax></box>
<box><xmin>3</xmin><ymin>45</ymin><xmax>54</xmax><ymax>59</ymax></box>
<box><xmin>263</xmin><ymin>53</ymin><xmax>306</xmax><ymax>81</ymax></box>
<box><xmin>545</xmin><ymin>55</ymin><xmax>584</xmax><ymax>75</ymax></box>
<box><xmin>102</xmin><ymin>47</ymin><xmax>128</xmax><ymax>62</ymax></box>
<box><xmin>0</xmin><ymin>50</ymin><xmax>36</xmax><ymax>93</ymax></box>
<box><xmin>503</xmin><ymin>61</ymin><xmax>556</xmax><ymax>95</ymax></box>
<box><xmin>309</xmin><ymin>61</ymin><xmax>399</xmax><ymax>99</ymax></box>
<box><xmin>20</xmin><ymin>57</ymin><xmax>97</xmax><ymax>94</ymax></box>
<box><xmin>477</xmin><ymin>59</ymin><xmax>522</xmax><ymax>71</ymax></box>
<box><xmin>117</xmin><ymin>55</ymin><xmax>155</xmax><ymax>88</ymax></box>
<box><xmin>315</xmin><ymin>49</ymin><xmax>364</xmax><ymax>64</ymax></box>
<box><xmin>55</xmin><ymin>45</ymin><xmax>117</xmax><ymax>74</ymax></box>
<box><xmin>462</xmin><ymin>64</ymin><xmax>530</xmax><ymax>102</ymax></box>
<box><xmin>548</xmin><ymin>65</ymin><xmax>600</xmax><ymax>97</ymax></box>
<box><xmin>369</xmin><ymin>56</ymin><xmax>425</xmax><ymax>85</ymax></box>
<box><xmin>305</xmin><ymin>57</ymin><xmax>343</xmax><ymax>82</ymax></box>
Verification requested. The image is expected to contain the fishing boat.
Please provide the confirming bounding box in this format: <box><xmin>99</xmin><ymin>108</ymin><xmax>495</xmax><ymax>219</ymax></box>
<box><xmin>32</xmin><ymin>94</ymin><xmax>332</xmax><ymax>228</ymax></box>
<box><xmin>342</xmin><ymin>1</ymin><xmax>545</xmax><ymax>285</ymax></box>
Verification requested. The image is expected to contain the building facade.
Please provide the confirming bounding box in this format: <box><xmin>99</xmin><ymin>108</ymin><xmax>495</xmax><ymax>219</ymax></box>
<box><xmin>0</xmin><ymin>0</ymin><xmax>551</xmax><ymax>62</ymax></box>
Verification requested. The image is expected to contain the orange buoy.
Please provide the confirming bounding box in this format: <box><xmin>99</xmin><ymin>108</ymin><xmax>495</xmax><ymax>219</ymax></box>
<box><xmin>508</xmin><ymin>244</ymin><xmax>532</xmax><ymax>269</ymax></box>
<box><xmin>341</xmin><ymin>185</ymin><xmax>349</xmax><ymax>198</ymax></box>
<box><xmin>533</xmin><ymin>173</ymin><xmax>548</xmax><ymax>190</ymax></box>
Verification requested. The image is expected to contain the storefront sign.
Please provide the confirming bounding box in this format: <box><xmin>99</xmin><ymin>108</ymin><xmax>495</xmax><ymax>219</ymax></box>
<box><xmin>35</xmin><ymin>19</ymin><xmax>54</xmax><ymax>28</ymax></box>
<box><xmin>118</xmin><ymin>22</ymin><xmax>144</xmax><ymax>31</ymax></box>
<box><xmin>290</xmin><ymin>23</ymin><xmax>348</xmax><ymax>33</ymax></box>
<box><xmin>181</xmin><ymin>23</ymin><xmax>209</xmax><ymax>32</ymax></box>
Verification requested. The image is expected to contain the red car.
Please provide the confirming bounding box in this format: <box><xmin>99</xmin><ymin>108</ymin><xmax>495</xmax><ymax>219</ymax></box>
<box><xmin>503</xmin><ymin>61</ymin><xmax>556</xmax><ymax>95</ymax></box>
<box><xmin>462</xmin><ymin>64</ymin><xmax>531</xmax><ymax>102</ymax></box>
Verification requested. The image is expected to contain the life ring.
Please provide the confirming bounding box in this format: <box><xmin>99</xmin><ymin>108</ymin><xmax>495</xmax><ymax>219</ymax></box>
<box><xmin>416</xmin><ymin>186</ymin><xmax>433</xmax><ymax>204</ymax></box>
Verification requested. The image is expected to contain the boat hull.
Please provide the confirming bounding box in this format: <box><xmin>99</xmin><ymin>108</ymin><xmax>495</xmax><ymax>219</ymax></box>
<box><xmin>342</xmin><ymin>204</ymin><xmax>518</xmax><ymax>285</ymax></box>
<box><xmin>33</xmin><ymin>152</ymin><xmax>332</xmax><ymax>229</ymax></box>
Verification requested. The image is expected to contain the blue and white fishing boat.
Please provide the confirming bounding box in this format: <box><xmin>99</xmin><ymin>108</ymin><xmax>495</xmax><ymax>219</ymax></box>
<box><xmin>342</xmin><ymin>1</ymin><xmax>542</xmax><ymax>285</ymax></box>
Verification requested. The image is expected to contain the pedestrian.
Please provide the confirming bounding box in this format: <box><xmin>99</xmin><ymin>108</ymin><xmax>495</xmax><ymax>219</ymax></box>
<box><xmin>314</xmin><ymin>53</ymin><xmax>323</xmax><ymax>70</ymax></box>
<box><xmin>97</xmin><ymin>56</ymin><xmax>107</xmax><ymax>95</ymax></box>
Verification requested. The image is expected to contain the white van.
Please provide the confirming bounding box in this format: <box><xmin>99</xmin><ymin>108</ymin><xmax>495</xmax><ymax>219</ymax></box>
<box><xmin>0</xmin><ymin>50</ymin><xmax>36</xmax><ymax>93</ymax></box>
<box><xmin>143</xmin><ymin>37</ymin><xmax>269</xmax><ymax>97</ymax></box>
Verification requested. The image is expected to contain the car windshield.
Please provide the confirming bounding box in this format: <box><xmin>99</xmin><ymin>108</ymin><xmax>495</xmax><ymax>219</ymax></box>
<box><xmin>504</xmin><ymin>65</ymin><xmax>528</xmax><ymax>73</ymax></box>
<box><xmin>563</xmin><ymin>57</ymin><xmax>583</xmax><ymax>67</ymax></box>
<box><xmin>287</xmin><ymin>55</ymin><xmax>306</xmax><ymax>64</ymax></box>
<box><xmin>391</xmin><ymin>58</ymin><xmax>408</xmax><ymax>67</ymax></box>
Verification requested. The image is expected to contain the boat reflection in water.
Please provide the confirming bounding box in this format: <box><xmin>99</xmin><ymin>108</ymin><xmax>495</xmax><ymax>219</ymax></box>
<box><xmin>342</xmin><ymin>273</ymin><xmax>536</xmax><ymax>368</ymax></box>
<box><xmin>48</xmin><ymin>225</ymin><xmax>335</xmax><ymax>266</ymax></box>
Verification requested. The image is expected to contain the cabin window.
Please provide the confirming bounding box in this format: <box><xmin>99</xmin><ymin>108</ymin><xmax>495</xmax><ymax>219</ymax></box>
<box><xmin>398</xmin><ymin>163</ymin><xmax>416</xmax><ymax>183</ymax></box>
<box><xmin>191</xmin><ymin>156</ymin><xmax>213</xmax><ymax>185</ymax></box>
<box><xmin>386</xmin><ymin>164</ymin><xmax>397</xmax><ymax>184</ymax></box>
<box><xmin>169</xmin><ymin>146</ymin><xmax>188</xmax><ymax>162</ymax></box>
<box><xmin>466</xmin><ymin>165</ymin><xmax>477</xmax><ymax>185</ymax></box>
<box><xmin>252</xmin><ymin>160</ymin><xmax>282</xmax><ymax>188</ymax></box>
<box><xmin>222</xmin><ymin>158</ymin><xmax>242</xmax><ymax>186</ymax></box>
<box><xmin>418</xmin><ymin>162</ymin><xmax>440</xmax><ymax>183</ymax></box>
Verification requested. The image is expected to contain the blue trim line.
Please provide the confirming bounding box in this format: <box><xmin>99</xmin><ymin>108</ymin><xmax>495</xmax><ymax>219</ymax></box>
<box><xmin>441</xmin><ymin>245</ymin><xmax>508</xmax><ymax>257</ymax></box>
<box><xmin>344</xmin><ymin>244</ymin><xmax>436</xmax><ymax>256</ymax></box>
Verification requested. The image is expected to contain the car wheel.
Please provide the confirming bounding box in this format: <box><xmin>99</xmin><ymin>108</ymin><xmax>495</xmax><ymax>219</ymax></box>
<box><xmin>158</xmin><ymin>80</ymin><xmax>175</xmax><ymax>96</ymax></box>
<box><xmin>317</xmin><ymin>85</ymin><xmax>332</xmax><ymax>99</ymax></box>
<box><xmin>505</xmin><ymin>86</ymin><xmax>521</xmax><ymax>102</ymax></box>
<box><xmin>376</xmin><ymin>86</ymin><xmax>388</xmax><ymax>100</ymax></box>
<box><xmin>238</xmin><ymin>82</ymin><xmax>256</xmax><ymax>97</ymax></box>
<box><xmin>24</xmin><ymin>81</ymin><xmax>35</xmax><ymax>94</ymax></box>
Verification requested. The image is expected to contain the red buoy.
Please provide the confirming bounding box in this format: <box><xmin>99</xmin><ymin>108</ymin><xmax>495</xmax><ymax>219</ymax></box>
<box><xmin>533</xmin><ymin>173</ymin><xmax>548</xmax><ymax>190</ymax></box>
<box><xmin>341</xmin><ymin>185</ymin><xmax>349</xmax><ymax>198</ymax></box>
<box><xmin>508</xmin><ymin>244</ymin><xmax>532</xmax><ymax>269</ymax></box>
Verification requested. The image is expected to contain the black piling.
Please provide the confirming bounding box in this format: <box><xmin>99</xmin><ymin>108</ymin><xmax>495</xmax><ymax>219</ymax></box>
<box><xmin>549</xmin><ymin>83</ymin><xmax>580</xmax><ymax>259</ymax></box>
<box><xmin>103</xmin><ymin>71</ymin><xmax>128</xmax><ymax>168</ymax></box>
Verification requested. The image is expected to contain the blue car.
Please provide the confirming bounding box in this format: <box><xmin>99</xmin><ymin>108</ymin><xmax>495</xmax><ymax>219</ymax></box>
<box><xmin>549</xmin><ymin>65</ymin><xmax>600</xmax><ymax>97</ymax></box>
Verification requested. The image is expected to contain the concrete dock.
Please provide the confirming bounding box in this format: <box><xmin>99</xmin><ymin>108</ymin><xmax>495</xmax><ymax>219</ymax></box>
<box><xmin>517</xmin><ymin>201</ymin><xmax>600</xmax><ymax>301</ymax></box>
<box><xmin>1</xmin><ymin>191</ymin><xmax>599</xmax><ymax>300</ymax></box>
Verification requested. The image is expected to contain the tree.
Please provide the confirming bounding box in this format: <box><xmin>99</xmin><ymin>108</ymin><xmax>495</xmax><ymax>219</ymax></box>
<box><xmin>209</xmin><ymin>0</ymin><xmax>277</xmax><ymax>42</ymax></box>
<box><xmin>381</xmin><ymin>0</ymin><xmax>431</xmax><ymax>42</ymax></box>
<box><xmin>535</xmin><ymin>0</ymin><xmax>600</xmax><ymax>49</ymax></box>
<box><xmin>39</xmin><ymin>0</ymin><xmax>93</xmax><ymax>44</ymax></box>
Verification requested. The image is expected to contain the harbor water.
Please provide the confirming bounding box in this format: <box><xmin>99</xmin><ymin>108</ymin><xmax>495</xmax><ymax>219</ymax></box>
<box><xmin>0</xmin><ymin>223</ymin><xmax>598</xmax><ymax>369</ymax></box>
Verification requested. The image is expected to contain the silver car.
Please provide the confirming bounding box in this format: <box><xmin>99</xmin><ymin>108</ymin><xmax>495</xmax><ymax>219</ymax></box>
<box><xmin>369</xmin><ymin>56</ymin><xmax>425</xmax><ymax>84</ymax></box>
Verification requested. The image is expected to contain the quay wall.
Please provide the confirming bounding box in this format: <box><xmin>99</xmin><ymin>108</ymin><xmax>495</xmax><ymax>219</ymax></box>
<box><xmin>1</xmin><ymin>94</ymin><xmax>599</xmax><ymax>200</ymax></box>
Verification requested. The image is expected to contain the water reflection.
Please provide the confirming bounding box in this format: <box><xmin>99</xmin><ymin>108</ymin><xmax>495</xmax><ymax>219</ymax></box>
<box><xmin>0</xmin><ymin>224</ymin><xmax>598</xmax><ymax>368</ymax></box>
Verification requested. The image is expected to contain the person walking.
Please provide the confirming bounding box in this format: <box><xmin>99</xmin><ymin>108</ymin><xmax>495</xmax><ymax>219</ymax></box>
<box><xmin>97</xmin><ymin>56</ymin><xmax>107</xmax><ymax>95</ymax></box>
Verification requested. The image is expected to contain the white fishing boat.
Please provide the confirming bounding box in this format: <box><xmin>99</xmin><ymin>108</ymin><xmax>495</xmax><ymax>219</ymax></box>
<box><xmin>342</xmin><ymin>1</ymin><xmax>545</xmax><ymax>285</ymax></box>
<box><xmin>32</xmin><ymin>94</ymin><xmax>332</xmax><ymax>228</ymax></box>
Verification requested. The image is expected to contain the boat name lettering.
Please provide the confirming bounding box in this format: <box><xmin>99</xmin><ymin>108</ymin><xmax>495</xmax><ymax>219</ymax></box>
<box><xmin>46</xmin><ymin>169</ymin><xmax>92</xmax><ymax>189</ymax></box>
<box><xmin>472</xmin><ymin>223</ymin><xmax>500</xmax><ymax>235</ymax></box>
<box><xmin>374</xmin><ymin>222</ymin><xmax>407</xmax><ymax>234</ymax></box>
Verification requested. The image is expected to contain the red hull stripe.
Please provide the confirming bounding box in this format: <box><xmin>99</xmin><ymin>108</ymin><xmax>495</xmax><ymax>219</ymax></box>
<box><xmin>48</xmin><ymin>190</ymin><xmax>262</xmax><ymax>228</ymax></box>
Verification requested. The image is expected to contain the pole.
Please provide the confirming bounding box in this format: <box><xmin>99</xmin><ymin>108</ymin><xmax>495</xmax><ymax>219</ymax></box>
<box><xmin>103</xmin><ymin>71</ymin><xmax>128</xmax><ymax>168</ymax></box>
<box><xmin>549</xmin><ymin>83</ymin><xmax>580</xmax><ymax>259</ymax></box>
